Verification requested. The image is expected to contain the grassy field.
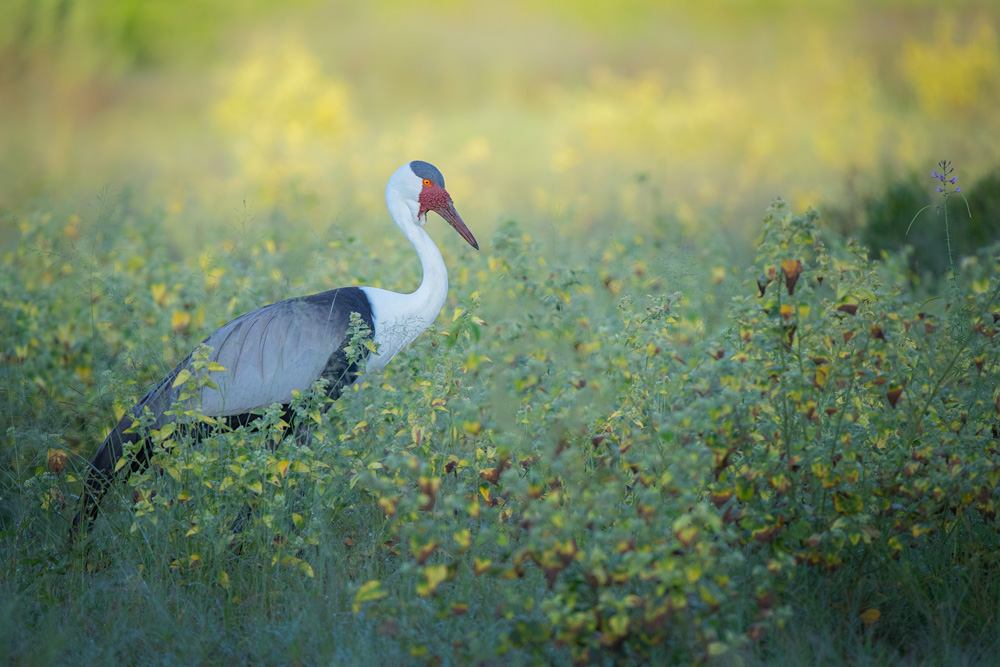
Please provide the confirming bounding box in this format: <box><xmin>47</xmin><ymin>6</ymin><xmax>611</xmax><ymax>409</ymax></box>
<box><xmin>3</xmin><ymin>1</ymin><xmax>1000</xmax><ymax>664</ymax></box>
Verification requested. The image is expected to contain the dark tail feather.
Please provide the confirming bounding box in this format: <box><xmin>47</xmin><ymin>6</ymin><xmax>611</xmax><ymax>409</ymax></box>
<box><xmin>68</xmin><ymin>413</ymin><xmax>151</xmax><ymax>545</ymax></box>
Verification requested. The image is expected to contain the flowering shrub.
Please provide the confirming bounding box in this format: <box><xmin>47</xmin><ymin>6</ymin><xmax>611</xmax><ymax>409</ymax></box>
<box><xmin>725</xmin><ymin>201</ymin><xmax>1000</xmax><ymax>565</ymax></box>
<box><xmin>344</xmin><ymin>201</ymin><xmax>1000</xmax><ymax>662</ymax></box>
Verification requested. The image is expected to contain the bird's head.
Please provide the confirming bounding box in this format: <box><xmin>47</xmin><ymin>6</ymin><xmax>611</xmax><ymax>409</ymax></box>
<box><xmin>387</xmin><ymin>160</ymin><xmax>479</xmax><ymax>250</ymax></box>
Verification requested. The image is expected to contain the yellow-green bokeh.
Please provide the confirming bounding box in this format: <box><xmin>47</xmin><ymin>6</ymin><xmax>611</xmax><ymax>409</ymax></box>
<box><xmin>1</xmin><ymin>0</ymin><xmax>998</xmax><ymax>245</ymax></box>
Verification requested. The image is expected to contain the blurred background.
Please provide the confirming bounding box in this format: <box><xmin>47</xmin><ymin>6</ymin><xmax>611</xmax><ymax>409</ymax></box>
<box><xmin>1</xmin><ymin>0</ymin><xmax>999</xmax><ymax>262</ymax></box>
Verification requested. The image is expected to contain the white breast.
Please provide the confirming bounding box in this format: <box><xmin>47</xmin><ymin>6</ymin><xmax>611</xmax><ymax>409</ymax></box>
<box><xmin>361</xmin><ymin>286</ymin><xmax>442</xmax><ymax>370</ymax></box>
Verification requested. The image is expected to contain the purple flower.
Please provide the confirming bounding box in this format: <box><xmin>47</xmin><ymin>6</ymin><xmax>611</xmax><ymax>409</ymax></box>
<box><xmin>955</xmin><ymin>187</ymin><xmax>962</xmax><ymax>192</ymax></box>
<box><xmin>929</xmin><ymin>160</ymin><xmax>962</xmax><ymax>198</ymax></box>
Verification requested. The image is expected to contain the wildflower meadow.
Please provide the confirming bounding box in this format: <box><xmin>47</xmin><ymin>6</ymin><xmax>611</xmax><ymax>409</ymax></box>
<box><xmin>2</xmin><ymin>1</ymin><xmax>1000</xmax><ymax>664</ymax></box>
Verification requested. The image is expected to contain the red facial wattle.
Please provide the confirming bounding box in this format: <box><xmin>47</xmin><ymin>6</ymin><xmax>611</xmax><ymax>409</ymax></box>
<box><xmin>419</xmin><ymin>183</ymin><xmax>479</xmax><ymax>250</ymax></box>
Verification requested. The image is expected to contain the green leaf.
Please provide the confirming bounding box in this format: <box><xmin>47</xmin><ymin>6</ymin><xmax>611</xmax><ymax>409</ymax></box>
<box><xmin>352</xmin><ymin>580</ymin><xmax>386</xmax><ymax>613</ymax></box>
<box><xmin>172</xmin><ymin>369</ymin><xmax>192</xmax><ymax>388</ymax></box>
<box><xmin>416</xmin><ymin>564</ymin><xmax>449</xmax><ymax>597</ymax></box>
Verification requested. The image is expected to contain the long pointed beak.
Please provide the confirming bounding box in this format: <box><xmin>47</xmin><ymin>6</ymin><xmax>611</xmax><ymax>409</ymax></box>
<box><xmin>435</xmin><ymin>201</ymin><xmax>479</xmax><ymax>250</ymax></box>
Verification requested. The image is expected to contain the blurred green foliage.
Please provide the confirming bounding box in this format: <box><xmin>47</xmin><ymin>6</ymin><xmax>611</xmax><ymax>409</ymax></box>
<box><xmin>1</xmin><ymin>1</ymin><xmax>999</xmax><ymax>247</ymax></box>
<box><xmin>845</xmin><ymin>167</ymin><xmax>1000</xmax><ymax>279</ymax></box>
<box><xmin>0</xmin><ymin>0</ymin><xmax>313</xmax><ymax>74</ymax></box>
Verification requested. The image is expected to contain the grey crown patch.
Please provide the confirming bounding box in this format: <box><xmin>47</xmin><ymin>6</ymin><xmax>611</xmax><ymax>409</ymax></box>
<box><xmin>409</xmin><ymin>160</ymin><xmax>445</xmax><ymax>188</ymax></box>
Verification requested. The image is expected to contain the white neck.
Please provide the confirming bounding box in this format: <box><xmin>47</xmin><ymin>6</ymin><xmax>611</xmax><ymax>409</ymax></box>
<box><xmin>361</xmin><ymin>189</ymin><xmax>449</xmax><ymax>369</ymax></box>
<box><xmin>393</xmin><ymin>195</ymin><xmax>449</xmax><ymax>310</ymax></box>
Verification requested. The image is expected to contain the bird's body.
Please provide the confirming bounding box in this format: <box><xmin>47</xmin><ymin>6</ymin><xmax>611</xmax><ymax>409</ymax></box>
<box><xmin>70</xmin><ymin>161</ymin><xmax>478</xmax><ymax>542</ymax></box>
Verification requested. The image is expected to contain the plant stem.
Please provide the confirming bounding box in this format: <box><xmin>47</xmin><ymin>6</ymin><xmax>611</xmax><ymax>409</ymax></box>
<box><xmin>944</xmin><ymin>196</ymin><xmax>956</xmax><ymax>283</ymax></box>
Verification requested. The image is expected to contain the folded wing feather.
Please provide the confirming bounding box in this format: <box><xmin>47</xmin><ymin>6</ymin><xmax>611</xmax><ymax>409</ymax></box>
<box><xmin>198</xmin><ymin>298</ymin><xmax>337</xmax><ymax>415</ymax></box>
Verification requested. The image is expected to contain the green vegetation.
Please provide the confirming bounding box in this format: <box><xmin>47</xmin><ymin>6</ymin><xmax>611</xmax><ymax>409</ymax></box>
<box><xmin>4</xmin><ymin>195</ymin><xmax>1000</xmax><ymax>664</ymax></box>
<box><xmin>3</xmin><ymin>1</ymin><xmax>1000</xmax><ymax>664</ymax></box>
<box><xmin>843</xmin><ymin>166</ymin><xmax>1000</xmax><ymax>281</ymax></box>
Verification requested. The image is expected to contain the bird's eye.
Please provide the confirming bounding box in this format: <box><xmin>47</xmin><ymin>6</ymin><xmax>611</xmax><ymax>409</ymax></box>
<box><xmin>422</xmin><ymin>179</ymin><xmax>432</xmax><ymax>187</ymax></box>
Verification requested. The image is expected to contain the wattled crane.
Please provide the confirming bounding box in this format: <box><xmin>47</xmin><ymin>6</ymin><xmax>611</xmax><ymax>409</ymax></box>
<box><xmin>69</xmin><ymin>160</ymin><xmax>478</xmax><ymax>542</ymax></box>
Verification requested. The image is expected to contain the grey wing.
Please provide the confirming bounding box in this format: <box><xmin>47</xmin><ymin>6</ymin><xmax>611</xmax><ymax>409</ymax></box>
<box><xmin>193</xmin><ymin>292</ymin><xmax>361</xmax><ymax>416</ymax></box>
<box><xmin>134</xmin><ymin>288</ymin><xmax>373</xmax><ymax>422</ymax></box>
